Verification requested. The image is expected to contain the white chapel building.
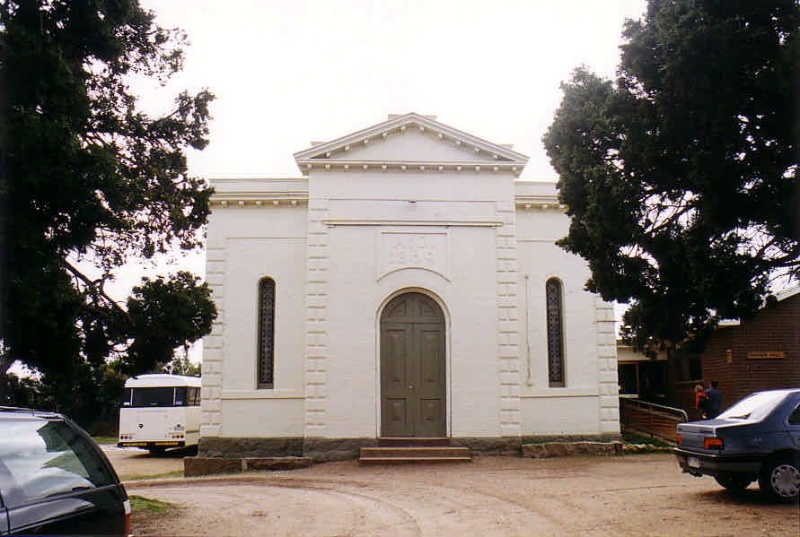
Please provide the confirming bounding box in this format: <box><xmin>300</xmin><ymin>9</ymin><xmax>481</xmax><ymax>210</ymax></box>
<box><xmin>199</xmin><ymin>113</ymin><xmax>620</xmax><ymax>460</ymax></box>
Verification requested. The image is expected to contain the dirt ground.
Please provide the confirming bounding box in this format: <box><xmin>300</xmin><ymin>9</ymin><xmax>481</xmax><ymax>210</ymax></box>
<box><xmin>103</xmin><ymin>446</ymin><xmax>187</xmax><ymax>481</ymax></box>
<box><xmin>104</xmin><ymin>446</ymin><xmax>800</xmax><ymax>537</ymax></box>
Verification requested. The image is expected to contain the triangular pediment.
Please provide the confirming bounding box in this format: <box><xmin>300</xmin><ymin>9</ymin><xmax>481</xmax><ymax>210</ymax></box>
<box><xmin>294</xmin><ymin>113</ymin><xmax>528</xmax><ymax>176</ymax></box>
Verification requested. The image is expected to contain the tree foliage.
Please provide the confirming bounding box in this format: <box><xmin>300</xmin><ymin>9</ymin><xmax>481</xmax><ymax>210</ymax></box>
<box><xmin>0</xmin><ymin>0</ymin><xmax>217</xmax><ymax>421</ymax></box>
<box><xmin>3</xmin><ymin>359</ymin><xmax>128</xmax><ymax>434</ymax></box>
<box><xmin>127</xmin><ymin>271</ymin><xmax>214</xmax><ymax>373</ymax></box>
<box><xmin>160</xmin><ymin>349</ymin><xmax>201</xmax><ymax>377</ymax></box>
<box><xmin>544</xmin><ymin>0</ymin><xmax>799</xmax><ymax>354</ymax></box>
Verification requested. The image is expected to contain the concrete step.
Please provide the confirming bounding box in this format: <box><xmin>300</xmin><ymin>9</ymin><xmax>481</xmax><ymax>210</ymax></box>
<box><xmin>359</xmin><ymin>445</ymin><xmax>472</xmax><ymax>464</ymax></box>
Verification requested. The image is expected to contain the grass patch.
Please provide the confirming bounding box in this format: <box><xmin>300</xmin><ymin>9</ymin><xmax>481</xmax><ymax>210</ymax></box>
<box><xmin>126</xmin><ymin>470</ymin><xmax>185</xmax><ymax>481</ymax></box>
<box><xmin>622</xmin><ymin>433</ymin><xmax>672</xmax><ymax>448</ymax></box>
<box><xmin>130</xmin><ymin>495</ymin><xmax>179</xmax><ymax>536</ymax></box>
<box><xmin>622</xmin><ymin>432</ymin><xmax>674</xmax><ymax>454</ymax></box>
<box><xmin>130</xmin><ymin>495</ymin><xmax>174</xmax><ymax>514</ymax></box>
<box><xmin>92</xmin><ymin>436</ymin><xmax>118</xmax><ymax>445</ymax></box>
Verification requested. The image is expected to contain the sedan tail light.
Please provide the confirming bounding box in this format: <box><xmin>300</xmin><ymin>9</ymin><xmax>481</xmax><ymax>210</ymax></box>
<box><xmin>704</xmin><ymin>437</ymin><xmax>724</xmax><ymax>450</ymax></box>
<box><xmin>675</xmin><ymin>434</ymin><xmax>683</xmax><ymax>446</ymax></box>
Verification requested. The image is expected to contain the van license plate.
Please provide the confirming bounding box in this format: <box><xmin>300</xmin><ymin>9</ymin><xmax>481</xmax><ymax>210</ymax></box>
<box><xmin>687</xmin><ymin>457</ymin><xmax>701</xmax><ymax>469</ymax></box>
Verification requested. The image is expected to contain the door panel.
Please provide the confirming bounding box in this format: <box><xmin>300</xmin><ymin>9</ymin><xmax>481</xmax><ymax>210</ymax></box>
<box><xmin>381</xmin><ymin>325</ymin><xmax>413</xmax><ymax>437</ymax></box>
<box><xmin>386</xmin><ymin>399</ymin><xmax>408</xmax><ymax>423</ymax></box>
<box><xmin>418</xmin><ymin>398</ymin><xmax>443</xmax><ymax>437</ymax></box>
<box><xmin>381</xmin><ymin>293</ymin><xmax>445</xmax><ymax>437</ymax></box>
<box><xmin>419</xmin><ymin>327</ymin><xmax>444</xmax><ymax>386</ymax></box>
<box><xmin>385</xmin><ymin>328</ymin><xmax>409</xmax><ymax>384</ymax></box>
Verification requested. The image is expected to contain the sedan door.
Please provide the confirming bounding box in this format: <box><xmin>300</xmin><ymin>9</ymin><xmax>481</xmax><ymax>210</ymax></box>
<box><xmin>0</xmin><ymin>493</ymin><xmax>9</xmax><ymax>535</ymax></box>
<box><xmin>787</xmin><ymin>398</ymin><xmax>800</xmax><ymax>449</ymax></box>
<box><xmin>7</xmin><ymin>487</ymin><xmax>127</xmax><ymax>536</ymax></box>
<box><xmin>0</xmin><ymin>461</ymin><xmax>12</xmax><ymax>535</ymax></box>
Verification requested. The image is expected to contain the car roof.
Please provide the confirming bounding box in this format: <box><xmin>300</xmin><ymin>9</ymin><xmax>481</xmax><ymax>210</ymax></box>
<box><xmin>0</xmin><ymin>406</ymin><xmax>65</xmax><ymax>420</ymax></box>
<box><xmin>750</xmin><ymin>388</ymin><xmax>800</xmax><ymax>397</ymax></box>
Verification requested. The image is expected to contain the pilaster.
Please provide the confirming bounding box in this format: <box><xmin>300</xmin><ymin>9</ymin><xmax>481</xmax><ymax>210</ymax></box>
<box><xmin>200</xmin><ymin>244</ymin><xmax>225</xmax><ymax>437</ymax></box>
<box><xmin>595</xmin><ymin>297</ymin><xmax>620</xmax><ymax>433</ymax></box>
<box><xmin>496</xmin><ymin>200</ymin><xmax>521</xmax><ymax>436</ymax></box>
<box><xmin>304</xmin><ymin>199</ymin><xmax>330</xmax><ymax>437</ymax></box>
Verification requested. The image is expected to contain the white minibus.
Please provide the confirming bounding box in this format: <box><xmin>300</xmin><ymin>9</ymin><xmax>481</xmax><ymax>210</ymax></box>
<box><xmin>117</xmin><ymin>374</ymin><xmax>201</xmax><ymax>453</ymax></box>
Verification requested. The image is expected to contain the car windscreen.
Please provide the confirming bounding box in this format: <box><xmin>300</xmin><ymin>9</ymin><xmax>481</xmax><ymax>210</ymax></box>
<box><xmin>717</xmin><ymin>391</ymin><xmax>788</xmax><ymax>421</ymax></box>
<box><xmin>124</xmin><ymin>387</ymin><xmax>186</xmax><ymax>407</ymax></box>
<box><xmin>0</xmin><ymin>418</ymin><xmax>116</xmax><ymax>507</ymax></box>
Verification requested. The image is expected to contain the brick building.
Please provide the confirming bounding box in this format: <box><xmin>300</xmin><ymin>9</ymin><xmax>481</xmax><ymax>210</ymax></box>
<box><xmin>671</xmin><ymin>285</ymin><xmax>800</xmax><ymax>416</ymax></box>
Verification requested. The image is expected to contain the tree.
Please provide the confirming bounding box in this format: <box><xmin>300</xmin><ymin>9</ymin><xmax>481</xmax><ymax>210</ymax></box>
<box><xmin>544</xmin><ymin>0</ymin><xmax>799</xmax><ymax>354</ymax></box>
<box><xmin>126</xmin><ymin>271</ymin><xmax>214</xmax><ymax>374</ymax></box>
<box><xmin>3</xmin><ymin>358</ymin><xmax>130</xmax><ymax>434</ymax></box>
<box><xmin>0</xmin><ymin>0</ymin><xmax>217</xmax><ymax>421</ymax></box>
<box><xmin>160</xmin><ymin>348</ymin><xmax>201</xmax><ymax>377</ymax></box>
<box><xmin>3</xmin><ymin>370</ymin><xmax>48</xmax><ymax>409</ymax></box>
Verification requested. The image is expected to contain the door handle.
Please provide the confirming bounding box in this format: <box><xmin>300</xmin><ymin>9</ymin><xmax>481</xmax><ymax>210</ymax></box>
<box><xmin>408</xmin><ymin>385</ymin><xmax>415</xmax><ymax>391</ymax></box>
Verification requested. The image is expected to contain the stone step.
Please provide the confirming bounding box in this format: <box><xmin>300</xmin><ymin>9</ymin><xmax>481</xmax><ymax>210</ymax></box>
<box><xmin>359</xmin><ymin>456</ymin><xmax>472</xmax><ymax>465</ymax></box>
<box><xmin>377</xmin><ymin>437</ymin><xmax>452</xmax><ymax>447</ymax></box>
<box><xmin>363</xmin><ymin>446</ymin><xmax>471</xmax><ymax>457</ymax></box>
<box><xmin>185</xmin><ymin>456</ymin><xmax>313</xmax><ymax>477</ymax></box>
<box><xmin>359</xmin><ymin>446</ymin><xmax>471</xmax><ymax>464</ymax></box>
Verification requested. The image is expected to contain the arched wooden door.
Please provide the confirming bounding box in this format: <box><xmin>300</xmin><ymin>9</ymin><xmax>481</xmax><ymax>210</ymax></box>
<box><xmin>380</xmin><ymin>292</ymin><xmax>446</xmax><ymax>437</ymax></box>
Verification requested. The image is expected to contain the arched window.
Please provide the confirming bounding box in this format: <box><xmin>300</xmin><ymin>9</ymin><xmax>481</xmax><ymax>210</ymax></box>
<box><xmin>545</xmin><ymin>278</ymin><xmax>565</xmax><ymax>387</ymax></box>
<box><xmin>257</xmin><ymin>277</ymin><xmax>275</xmax><ymax>388</ymax></box>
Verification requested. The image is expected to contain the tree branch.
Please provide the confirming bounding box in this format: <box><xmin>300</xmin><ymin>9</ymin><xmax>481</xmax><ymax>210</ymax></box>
<box><xmin>63</xmin><ymin>261</ymin><xmax>128</xmax><ymax>317</ymax></box>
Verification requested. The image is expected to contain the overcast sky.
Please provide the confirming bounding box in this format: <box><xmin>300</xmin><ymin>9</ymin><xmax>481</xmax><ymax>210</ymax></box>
<box><xmin>18</xmin><ymin>1</ymin><xmax>651</xmax><ymax>371</ymax></box>
<box><xmin>138</xmin><ymin>0</ymin><xmax>648</xmax><ymax>182</ymax></box>
<box><xmin>110</xmin><ymin>0</ymin><xmax>651</xmax><ymax>352</ymax></box>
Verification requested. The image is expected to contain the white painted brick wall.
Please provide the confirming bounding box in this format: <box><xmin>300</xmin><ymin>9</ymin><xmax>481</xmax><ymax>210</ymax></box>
<box><xmin>204</xmin><ymin>123</ymin><xmax>618</xmax><ymax>442</ymax></box>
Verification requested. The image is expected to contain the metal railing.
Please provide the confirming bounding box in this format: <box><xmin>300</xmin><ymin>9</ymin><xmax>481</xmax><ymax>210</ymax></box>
<box><xmin>623</xmin><ymin>398</ymin><xmax>689</xmax><ymax>421</ymax></box>
<box><xmin>620</xmin><ymin>398</ymin><xmax>688</xmax><ymax>443</ymax></box>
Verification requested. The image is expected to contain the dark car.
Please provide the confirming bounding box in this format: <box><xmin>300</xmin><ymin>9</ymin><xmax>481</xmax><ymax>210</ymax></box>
<box><xmin>0</xmin><ymin>407</ymin><xmax>131</xmax><ymax>535</ymax></box>
<box><xmin>674</xmin><ymin>388</ymin><xmax>800</xmax><ymax>502</ymax></box>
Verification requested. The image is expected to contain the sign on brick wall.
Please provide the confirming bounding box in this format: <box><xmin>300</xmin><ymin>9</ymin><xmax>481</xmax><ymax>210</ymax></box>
<box><xmin>746</xmin><ymin>351</ymin><xmax>785</xmax><ymax>360</ymax></box>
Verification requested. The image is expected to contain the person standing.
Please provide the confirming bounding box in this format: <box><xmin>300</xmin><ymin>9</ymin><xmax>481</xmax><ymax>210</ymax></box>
<box><xmin>694</xmin><ymin>384</ymin><xmax>709</xmax><ymax>419</ymax></box>
<box><xmin>704</xmin><ymin>381</ymin><xmax>722</xmax><ymax>418</ymax></box>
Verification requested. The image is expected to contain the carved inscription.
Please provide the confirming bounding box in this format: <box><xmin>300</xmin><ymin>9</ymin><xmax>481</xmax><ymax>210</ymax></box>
<box><xmin>391</xmin><ymin>236</ymin><xmax>435</xmax><ymax>266</ymax></box>
<box><xmin>379</xmin><ymin>232</ymin><xmax>448</xmax><ymax>280</ymax></box>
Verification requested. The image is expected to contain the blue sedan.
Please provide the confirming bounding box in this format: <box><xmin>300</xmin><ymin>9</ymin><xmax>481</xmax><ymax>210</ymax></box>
<box><xmin>674</xmin><ymin>388</ymin><xmax>800</xmax><ymax>502</ymax></box>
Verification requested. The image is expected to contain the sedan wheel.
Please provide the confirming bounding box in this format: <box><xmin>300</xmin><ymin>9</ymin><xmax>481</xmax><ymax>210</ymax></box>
<box><xmin>759</xmin><ymin>459</ymin><xmax>800</xmax><ymax>502</ymax></box>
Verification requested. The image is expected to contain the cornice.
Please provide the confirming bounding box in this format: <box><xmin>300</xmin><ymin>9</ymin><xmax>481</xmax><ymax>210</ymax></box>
<box><xmin>321</xmin><ymin>218</ymin><xmax>503</xmax><ymax>228</ymax></box>
<box><xmin>514</xmin><ymin>180</ymin><xmax>565</xmax><ymax>211</ymax></box>
<box><xmin>210</xmin><ymin>196</ymin><xmax>308</xmax><ymax>208</ymax></box>
<box><xmin>514</xmin><ymin>194</ymin><xmax>567</xmax><ymax>212</ymax></box>
<box><xmin>205</xmin><ymin>175</ymin><xmax>567</xmax><ymax>212</ymax></box>
<box><xmin>209</xmin><ymin>177</ymin><xmax>309</xmax><ymax>207</ymax></box>
<box><xmin>210</xmin><ymin>177</ymin><xmax>308</xmax><ymax>190</ymax></box>
<box><xmin>297</xmin><ymin>161</ymin><xmax>524</xmax><ymax>175</ymax></box>
<box><xmin>209</xmin><ymin>194</ymin><xmax>566</xmax><ymax>212</ymax></box>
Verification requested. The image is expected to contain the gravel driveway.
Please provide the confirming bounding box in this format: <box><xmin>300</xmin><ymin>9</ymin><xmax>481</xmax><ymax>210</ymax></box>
<box><xmin>105</xmin><ymin>447</ymin><xmax>799</xmax><ymax>537</ymax></box>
